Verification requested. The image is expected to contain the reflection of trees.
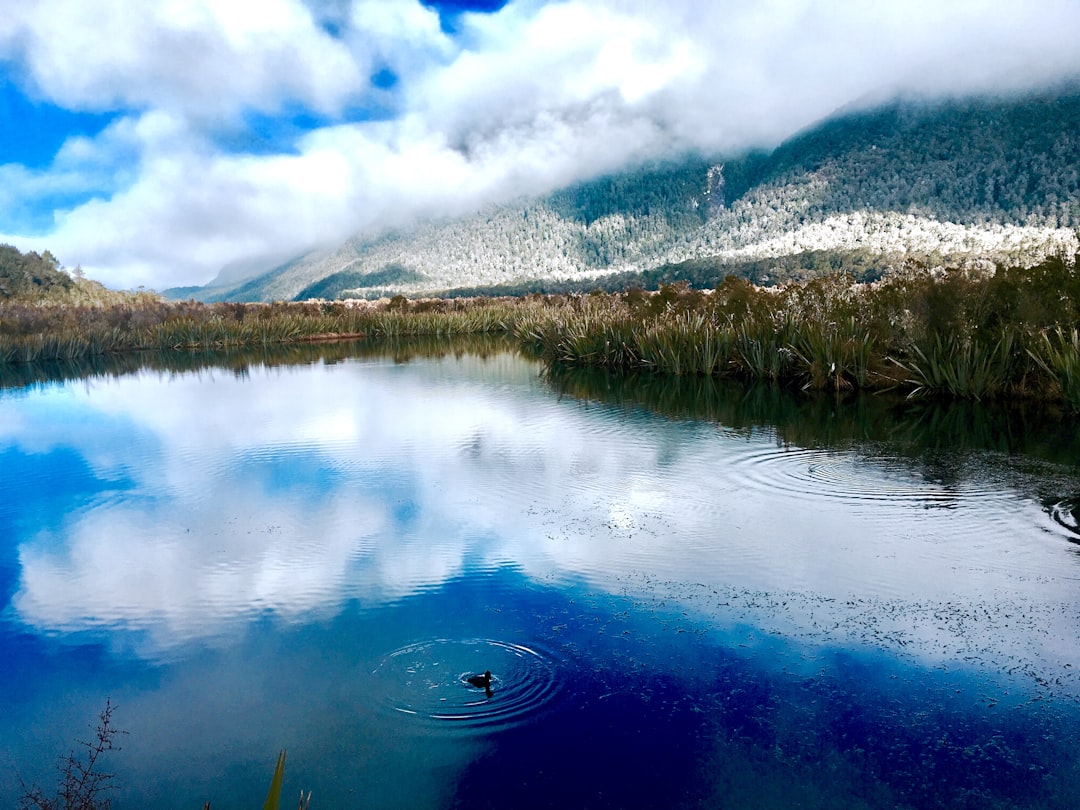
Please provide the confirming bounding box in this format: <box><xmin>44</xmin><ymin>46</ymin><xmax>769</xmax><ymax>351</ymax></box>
<box><xmin>0</xmin><ymin>334</ymin><xmax>518</xmax><ymax>394</ymax></box>
<box><xmin>543</xmin><ymin>363</ymin><xmax>1080</xmax><ymax>531</ymax></box>
<box><xmin>544</xmin><ymin>363</ymin><xmax>1080</xmax><ymax>461</ymax></box>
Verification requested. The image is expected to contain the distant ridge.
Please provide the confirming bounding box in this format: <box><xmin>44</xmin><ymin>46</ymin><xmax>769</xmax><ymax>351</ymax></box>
<box><xmin>171</xmin><ymin>90</ymin><xmax>1080</xmax><ymax>302</ymax></box>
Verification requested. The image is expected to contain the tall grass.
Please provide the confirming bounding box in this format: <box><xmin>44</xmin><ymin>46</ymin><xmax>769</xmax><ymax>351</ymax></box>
<box><xmin>889</xmin><ymin>331</ymin><xmax>1018</xmax><ymax>401</ymax></box>
<box><xmin>4</xmin><ymin>256</ymin><xmax>1080</xmax><ymax>410</ymax></box>
<box><xmin>1028</xmin><ymin>327</ymin><xmax>1080</xmax><ymax>412</ymax></box>
<box><xmin>0</xmin><ymin>298</ymin><xmax>524</xmax><ymax>364</ymax></box>
<box><xmin>511</xmin><ymin>259</ymin><xmax>1080</xmax><ymax>410</ymax></box>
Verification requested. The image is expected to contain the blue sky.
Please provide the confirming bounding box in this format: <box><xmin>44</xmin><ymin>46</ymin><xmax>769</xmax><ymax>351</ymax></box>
<box><xmin>1</xmin><ymin>0</ymin><xmax>1079</xmax><ymax>291</ymax></box>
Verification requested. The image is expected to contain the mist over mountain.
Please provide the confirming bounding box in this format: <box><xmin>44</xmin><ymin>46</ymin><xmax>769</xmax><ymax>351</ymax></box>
<box><xmin>179</xmin><ymin>89</ymin><xmax>1080</xmax><ymax>303</ymax></box>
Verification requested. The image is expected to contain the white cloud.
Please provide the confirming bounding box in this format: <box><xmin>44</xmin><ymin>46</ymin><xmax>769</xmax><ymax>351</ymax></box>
<box><xmin>347</xmin><ymin>0</ymin><xmax>453</xmax><ymax>71</ymax></box>
<box><xmin>0</xmin><ymin>0</ymin><xmax>365</xmax><ymax>117</ymax></box>
<box><xmin>2</xmin><ymin>0</ymin><xmax>1080</xmax><ymax>289</ymax></box>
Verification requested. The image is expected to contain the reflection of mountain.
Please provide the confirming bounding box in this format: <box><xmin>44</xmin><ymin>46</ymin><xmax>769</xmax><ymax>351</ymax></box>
<box><xmin>183</xmin><ymin>90</ymin><xmax>1080</xmax><ymax>302</ymax></box>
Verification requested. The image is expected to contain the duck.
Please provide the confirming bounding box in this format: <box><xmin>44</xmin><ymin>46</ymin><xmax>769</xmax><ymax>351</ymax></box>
<box><xmin>467</xmin><ymin>670</ymin><xmax>492</xmax><ymax>689</ymax></box>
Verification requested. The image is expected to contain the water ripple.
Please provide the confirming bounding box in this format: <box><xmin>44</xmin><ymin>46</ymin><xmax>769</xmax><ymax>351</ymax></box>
<box><xmin>1049</xmin><ymin>498</ymin><xmax>1080</xmax><ymax>538</ymax></box>
<box><xmin>371</xmin><ymin>638</ymin><xmax>563</xmax><ymax>734</ymax></box>
<box><xmin>721</xmin><ymin>444</ymin><xmax>1023</xmax><ymax>507</ymax></box>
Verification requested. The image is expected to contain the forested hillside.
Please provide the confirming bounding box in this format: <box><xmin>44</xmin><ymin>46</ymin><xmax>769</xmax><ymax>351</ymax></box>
<box><xmin>0</xmin><ymin>245</ymin><xmax>74</xmax><ymax>300</ymax></box>
<box><xmin>188</xmin><ymin>90</ymin><xmax>1080</xmax><ymax>302</ymax></box>
<box><xmin>0</xmin><ymin>244</ymin><xmax>157</xmax><ymax>305</ymax></box>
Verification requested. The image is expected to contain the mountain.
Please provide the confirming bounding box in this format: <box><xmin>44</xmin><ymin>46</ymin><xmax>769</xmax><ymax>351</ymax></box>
<box><xmin>179</xmin><ymin>90</ymin><xmax>1080</xmax><ymax>302</ymax></box>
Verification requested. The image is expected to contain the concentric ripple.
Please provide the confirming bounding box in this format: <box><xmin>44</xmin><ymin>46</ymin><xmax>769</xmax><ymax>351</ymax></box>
<box><xmin>371</xmin><ymin>638</ymin><xmax>562</xmax><ymax>733</ymax></box>
<box><xmin>726</xmin><ymin>444</ymin><xmax>999</xmax><ymax>506</ymax></box>
<box><xmin>1049</xmin><ymin>498</ymin><xmax>1080</xmax><ymax>537</ymax></box>
<box><xmin>721</xmin><ymin>444</ymin><xmax>1023</xmax><ymax>507</ymax></box>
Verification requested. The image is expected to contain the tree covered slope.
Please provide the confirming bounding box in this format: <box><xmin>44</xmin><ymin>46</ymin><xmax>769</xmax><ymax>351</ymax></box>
<box><xmin>187</xmin><ymin>90</ymin><xmax>1080</xmax><ymax>302</ymax></box>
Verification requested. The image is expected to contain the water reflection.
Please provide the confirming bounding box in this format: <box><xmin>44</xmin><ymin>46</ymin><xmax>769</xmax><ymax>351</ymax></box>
<box><xmin>3</xmin><ymin>348</ymin><xmax>1079</xmax><ymax>663</ymax></box>
<box><xmin>547</xmin><ymin>363</ymin><xmax>1080</xmax><ymax>529</ymax></box>
<box><xmin>2</xmin><ymin>342</ymin><xmax>1080</xmax><ymax>807</ymax></box>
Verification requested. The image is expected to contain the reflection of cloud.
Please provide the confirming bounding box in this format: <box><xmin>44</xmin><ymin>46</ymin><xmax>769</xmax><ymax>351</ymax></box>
<box><xmin>14</xmin><ymin>482</ymin><xmax>391</xmax><ymax>641</ymax></box>
<box><xmin>3</xmin><ymin>353</ymin><xmax>1079</xmax><ymax>687</ymax></box>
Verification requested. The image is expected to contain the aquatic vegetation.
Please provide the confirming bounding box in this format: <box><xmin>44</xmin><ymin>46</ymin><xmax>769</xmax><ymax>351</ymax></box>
<box><xmin>637</xmin><ymin>311</ymin><xmax>734</xmax><ymax>376</ymax></box>
<box><xmin>1029</xmin><ymin>327</ymin><xmax>1080</xmax><ymax>412</ymax></box>
<box><xmin>2</xmin><ymin>254</ymin><xmax>1080</xmax><ymax>408</ymax></box>
<box><xmin>516</xmin><ymin>256</ymin><xmax>1080</xmax><ymax>409</ymax></box>
<box><xmin>889</xmin><ymin>331</ymin><xmax>1018</xmax><ymax>401</ymax></box>
<box><xmin>732</xmin><ymin>315</ymin><xmax>796</xmax><ymax>381</ymax></box>
<box><xmin>788</xmin><ymin>317</ymin><xmax>878</xmax><ymax>390</ymax></box>
<box><xmin>261</xmin><ymin>750</ymin><xmax>310</xmax><ymax>810</ymax></box>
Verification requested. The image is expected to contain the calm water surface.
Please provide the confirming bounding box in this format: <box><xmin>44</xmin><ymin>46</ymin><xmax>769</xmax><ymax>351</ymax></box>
<box><xmin>1</xmin><ymin>344</ymin><xmax>1079</xmax><ymax>808</ymax></box>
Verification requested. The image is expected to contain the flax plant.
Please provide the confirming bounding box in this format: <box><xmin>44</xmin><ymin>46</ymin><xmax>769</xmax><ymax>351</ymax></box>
<box><xmin>1028</xmin><ymin>327</ymin><xmax>1080</xmax><ymax>412</ymax></box>
<box><xmin>789</xmin><ymin>317</ymin><xmax>877</xmax><ymax>391</ymax></box>
<box><xmin>890</xmin><ymin>331</ymin><xmax>1016</xmax><ymax>401</ymax></box>
<box><xmin>637</xmin><ymin>311</ymin><xmax>734</xmax><ymax>376</ymax></box>
<box><xmin>733</xmin><ymin>316</ymin><xmax>796</xmax><ymax>381</ymax></box>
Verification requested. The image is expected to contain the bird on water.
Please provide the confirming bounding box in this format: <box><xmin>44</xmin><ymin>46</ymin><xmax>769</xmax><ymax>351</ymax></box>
<box><xmin>467</xmin><ymin>670</ymin><xmax>492</xmax><ymax>689</ymax></box>
<box><xmin>467</xmin><ymin>670</ymin><xmax>494</xmax><ymax>697</ymax></box>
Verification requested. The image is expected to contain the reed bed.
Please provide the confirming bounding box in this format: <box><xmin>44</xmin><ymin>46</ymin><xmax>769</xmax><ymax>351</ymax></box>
<box><xmin>0</xmin><ymin>298</ymin><xmax>525</xmax><ymax>364</ymax></box>
<box><xmin>1028</xmin><ymin>327</ymin><xmax>1080</xmax><ymax>412</ymax></box>
<box><xmin>4</xmin><ymin>255</ymin><xmax>1080</xmax><ymax>409</ymax></box>
<box><xmin>514</xmin><ymin>256</ymin><xmax>1080</xmax><ymax>410</ymax></box>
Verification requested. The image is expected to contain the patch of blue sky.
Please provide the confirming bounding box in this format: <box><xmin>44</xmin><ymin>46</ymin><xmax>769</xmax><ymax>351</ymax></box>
<box><xmin>370</xmin><ymin>68</ymin><xmax>399</xmax><ymax>90</ymax></box>
<box><xmin>213</xmin><ymin>90</ymin><xmax>398</xmax><ymax>156</ymax></box>
<box><xmin>420</xmin><ymin>0</ymin><xmax>511</xmax><ymax>33</ymax></box>
<box><xmin>0</xmin><ymin>79</ymin><xmax>117</xmax><ymax>171</ymax></box>
<box><xmin>0</xmin><ymin>179</ymin><xmax>104</xmax><ymax>236</ymax></box>
<box><xmin>0</xmin><ymin>80</ymin><xmax>138</xmax><ymax>236</ymax></box>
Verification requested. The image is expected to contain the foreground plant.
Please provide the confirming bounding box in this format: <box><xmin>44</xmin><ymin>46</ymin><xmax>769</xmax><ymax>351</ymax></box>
<box><xmin>1028</xmin><ymin>327</ymin><xmax>1080</xmax><ymax>412</ymax></box>
<box><xmin>201</xmin><ymin>749</ymin><xmax>311</xmax><ymax>810</ymax></box>
<box><xmin>19</xmin><ymin>700</ymin><xmax>124</xmax><ymax>810</ymax></box>
<box><xmin>19</xmin><ymin>701</ymin><xmax>311</xmax><ymax>810</ymax></box>
<box><xmin>260</xmin><ymin>749</ymin><xmax>311</xmax><ymax>810</ymax></box>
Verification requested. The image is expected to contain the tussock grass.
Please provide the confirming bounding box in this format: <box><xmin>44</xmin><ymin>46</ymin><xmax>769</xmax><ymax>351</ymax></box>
<box><xmin>1029</xmin><ymin>327</ymin><xmax>1080</xmax><ymax>412</ymax></box>
<box><xmin>4</xmin><ymin>255</ymin><xmax>1080</xmax><ymax>410</ymax></box>
<box><xmin>512</xmin><ymin>256</ymin><xmax>1080</xmax><ymax>410</ymax></box>
<box><xmin>0</xmin><ymin>298</ymin><xmax>524</xmax><ymax>364</ymax></box>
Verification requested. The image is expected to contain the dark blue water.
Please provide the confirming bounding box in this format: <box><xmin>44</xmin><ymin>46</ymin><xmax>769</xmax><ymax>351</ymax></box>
<box><xmin>1</xmin><ymin>348</ymin><xmax>1079</xmax><ymax>808</ymax></box>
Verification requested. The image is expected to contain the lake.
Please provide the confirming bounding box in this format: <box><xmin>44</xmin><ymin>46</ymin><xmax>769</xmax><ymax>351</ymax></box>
<box><xmin>2</xmin><ymin>339</ymin><xmax>1079</xmax><ymax>808</ymax></box>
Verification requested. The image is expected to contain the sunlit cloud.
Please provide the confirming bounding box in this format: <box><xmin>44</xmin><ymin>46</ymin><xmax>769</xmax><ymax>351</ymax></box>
<box><xmin>0</xmin><ymin>0</ymin><xmax>1079</xmax><ymax>289</ymax></box>
<box><xmin>0</xmin><ymin>0</ymin><xmax>364</xmax><ymax>117</ymax></box>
